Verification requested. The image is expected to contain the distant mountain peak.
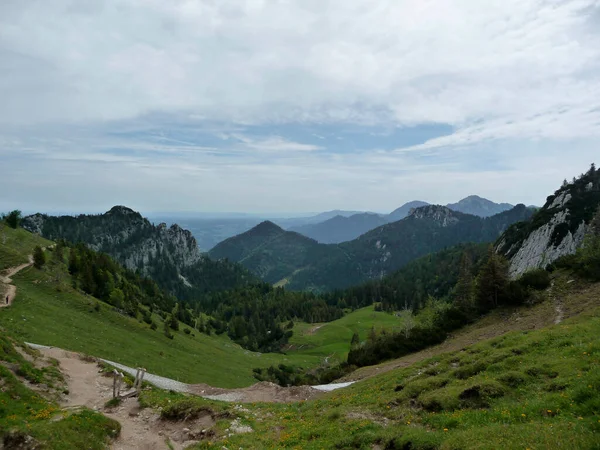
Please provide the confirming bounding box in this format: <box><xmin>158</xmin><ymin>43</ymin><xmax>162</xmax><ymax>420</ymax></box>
<box><xmin>446</xmin><ymin>196</ymin><xmax>513</xmax><ymax>218</ymax></box>
<box><xmin>388</xmin><ymin>200</ymin><xmax>430</xmax><ymax>221</ymax></box>
<box><xmin>254</xmin><ymin>220</ymin><xmax>284</xmax><ymax>233</ymax></box>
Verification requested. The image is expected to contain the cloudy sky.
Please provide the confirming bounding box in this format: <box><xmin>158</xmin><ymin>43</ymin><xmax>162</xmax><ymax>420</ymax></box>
<box><xmin>1</xmin><ymin>0</ymin><xmax>600</xmax><ymax>215</ymax></box>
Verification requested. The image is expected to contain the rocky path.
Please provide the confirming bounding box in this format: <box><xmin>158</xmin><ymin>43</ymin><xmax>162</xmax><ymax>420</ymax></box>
<box><xmin>38</xmin><ymin>347</ymin><xmax>191</xmax><ymax>450</ymax></box>
<box><xmin>26</xmin><ymin>345</ymin><xmax>355</xmax><ymax>449</ymax></box>
<box><xmin>0</xmin><ymin>255</ymin><xmax>33</xmax><ymax>308</ymax></box>
<box><xmin>28</xmin><ymin>343</ymin><xmax>351</xmax><ymax>404</ymax></box>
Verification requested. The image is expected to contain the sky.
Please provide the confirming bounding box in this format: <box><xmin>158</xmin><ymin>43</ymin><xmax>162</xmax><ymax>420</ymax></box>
<box><xmin>1</xmin><ymin>0</ymin><xmax>600</xmax><ymax>215</ymax></box>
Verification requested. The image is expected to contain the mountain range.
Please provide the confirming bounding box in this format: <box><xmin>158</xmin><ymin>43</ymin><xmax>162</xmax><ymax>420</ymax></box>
<box><xmin>286</xmin><ymin>196</ymin><xmax>514</xmax><ymax>244</ymax></box>
<box><xmin>210</xmin><ymin>203</ymin><xmax>533</xmax><ymax>291</ymax></box>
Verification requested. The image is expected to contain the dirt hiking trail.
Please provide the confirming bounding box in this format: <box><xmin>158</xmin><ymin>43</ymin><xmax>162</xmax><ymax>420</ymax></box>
<box><xmin>30</xmin><ymin>343</ymin><xmax>329</xmax><ymax>404</ymax></box>
<box><xmin>0</xmin><ymin>255</ymin><xmax>33</xmax><ymax>308</ymax></box>
<box><xmin>39</xmin><ymin>347</ymin><xmax>209</xmax><ymax>450</ymax></box>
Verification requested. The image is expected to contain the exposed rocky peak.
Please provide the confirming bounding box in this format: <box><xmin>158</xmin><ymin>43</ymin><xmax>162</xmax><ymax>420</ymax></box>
<box><xmin>409</xmin><ymin>205</ymin><xmax>460</xmax><ymax>227</ymax></box>
<box><xmin>22</xmin><ymin>206</ymin><xmax>203</xmax><ymax>281</ymax></box>
<box><xmin>497</xmin><ymin>166</ymin><xmax>600</xmax><ymax>278</ymax></box>
<box><xmin>20</xmin><ymin>213</ymin><xmax>45</xmax><ymax>234</ymax></box>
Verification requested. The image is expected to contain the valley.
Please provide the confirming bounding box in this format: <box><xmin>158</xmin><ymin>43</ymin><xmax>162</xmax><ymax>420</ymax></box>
<box><xmin>3</xmin><ymin>2</ymin><xmax>600</xmax><ymax>448</ymax></box>
<box><xmin>1</xmin><ymin>166</ymin><xmax>599</xmax><ymax>449</ymax></box>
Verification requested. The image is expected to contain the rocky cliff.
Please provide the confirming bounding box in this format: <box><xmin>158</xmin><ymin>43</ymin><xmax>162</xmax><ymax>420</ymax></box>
<box><xmin>22</xmin><ymin>206</ymin><xmax>254</xmax><ymax>299</ymax></box>
<box><xmin>497</xmin><ymin>168</ymin><xmax>600</xmax><ymax>277</ymax></box>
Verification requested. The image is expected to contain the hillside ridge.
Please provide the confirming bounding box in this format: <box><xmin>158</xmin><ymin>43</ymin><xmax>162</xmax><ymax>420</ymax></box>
<box><xmin>21</xmin><ymin>207</ymin><xmax>255</xmax><ymax>300</ymax></box>
<box><xmin>497</xmin><ymin>166</ymin><xmax>600</xmax><ymax>277</ymax></box>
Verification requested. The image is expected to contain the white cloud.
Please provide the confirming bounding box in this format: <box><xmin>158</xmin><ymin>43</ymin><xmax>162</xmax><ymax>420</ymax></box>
<box><xmin>229</xmin><ymin>134</ymin><xmax>323</xmax><ymax>152</ymax></box>
<box><xmin>1</xmin><ymin>0</ymin><xmax>599</xmax><ymax>138</ymax></box>
<box><xmin>1</xmin><ymin>0</ymin><xmax>600</xmax><ymax>213</ymax></box>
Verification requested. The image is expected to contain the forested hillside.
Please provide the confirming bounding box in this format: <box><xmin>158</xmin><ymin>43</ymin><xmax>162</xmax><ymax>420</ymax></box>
<box><xmin>21</xmin><ymin>206</ymin><xmax>255</xmax><ymax>301</ymax></box>
<box><xmin>209</xmin><ymin>221</ymin><xmax>346</xmax><ymax>284</ymax></box>
<box><xmin>212</xmin><ymin>204</ymin><xmax>534</xmax><ymax>292</ymax></box>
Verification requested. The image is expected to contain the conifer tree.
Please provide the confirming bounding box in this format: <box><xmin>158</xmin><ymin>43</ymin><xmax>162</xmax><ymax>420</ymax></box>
<box><xmin>454</xmin><ymin>251</ymin><xmax>474</xmax><ymax>311</ymax></box>
<box><xmin>33</xmin><ymin>246</ymin><xmax>46</xmax><ymax>269</ymax></box>
<box><xmin>350</xmin><ymin>332</ymin><xmax>360</xmax><ymax>348</ymax></box>
<box><xmin>476</xmin><ymin>246</ymin><xmax>509</xmax><ymax>311</ymax></box>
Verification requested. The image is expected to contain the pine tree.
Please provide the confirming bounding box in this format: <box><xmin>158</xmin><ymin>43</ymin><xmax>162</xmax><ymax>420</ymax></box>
<box><xmin>350</xmin><ymin>332</ymin><xmax>360</xmax><ymax>348</ymax></box>
<box><xmin>53</xmin><ymin>240</ymin><xmax>65</xmax><ymax>262</ymax></box>
<box><xmin>454</xmin><ymin>252</ymin><xmax>474</xmax><ymax>311</ymax></box>
<box><xmin>5</xmin><ymin>210</ymin><xmax>21</xmax><ymax>229</ymax></box>
<box><xmin>169</xmin><ymin>304</ymin><xmax>180</xmax><ymax>331</ymax></box>
<box><xmin>163</xmin><ymin>317</ymin><xmax>174</xmax><ymax>339</ymax></box>
<box><xmin>476</xmin><ymin>246</ymin><xmax>509</xmax><ymax>311</ymax></box>
<box><xmin>33</xmin><ymin>246</ymin><xmax>46</xmax><ymax>269</ymax></box>
<box><xmin>367</xmin><ymin>326</ymin><xmax>377</xmax><ymax>343</ymax></box>
<box><xmin>590</xmin><ymin>206</ymin><xmax>600</xmax><ymax>237</ymax></box>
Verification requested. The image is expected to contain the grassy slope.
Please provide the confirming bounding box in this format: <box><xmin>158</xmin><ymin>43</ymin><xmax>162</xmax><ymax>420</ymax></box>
<box><xmin>0</xmin><ymin>263</ymin><xmax>322</xmax><ymax>388</ymax></box>
<box><xmin>0</xmin><ymin>225</ymin><xmax>323</xmax><ymax>387</ymax></box>
<box><xmin>288</xmin><ymin>306</ymin><xmax>407</xmax><ymax>362</ymax></box>
<box><xmin>0</xmin><ymin>223</ymin><xmax>52</xmax><ymax>270</ymax></box>
<box><xmin>0</xmin><ymin>333</ymin><xmax>120</xmax><ymax>448</ymax></box>
<box><xmin>141</xmin><ymin>282</ymin><xmax>600</xmax><ymax>450</ymax></box>
<box><xmin>343</xmin><ymin>273</ymin><xmax>600</xmax><ymax>382</ymax></box>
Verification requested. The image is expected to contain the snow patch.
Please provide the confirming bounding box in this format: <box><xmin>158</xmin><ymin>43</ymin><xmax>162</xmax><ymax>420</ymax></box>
<box><xmin>312</xmin><ymin>381</ymin><xmax>355</xmax><ymax>392</ymax></box>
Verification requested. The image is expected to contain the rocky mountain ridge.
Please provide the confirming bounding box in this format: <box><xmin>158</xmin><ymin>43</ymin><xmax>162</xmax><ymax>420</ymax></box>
<box><xmin>408</xmin><ymin>205</ymin><xmax>460</xmax><ymax>226</ymax></box>
<box><xmin>285</xmin><ymin>197</ymin><xmax>514</xmax><ymax>245</ymax></box>
<box><xmin>22</xmin><ymin>206</ymin><xmax>254</xmax><ymax>300</ymax></box>
<box><xmin>497</xmin><ymin>167</ymin><xmax>600</xmax><ymax>277</ymax></box>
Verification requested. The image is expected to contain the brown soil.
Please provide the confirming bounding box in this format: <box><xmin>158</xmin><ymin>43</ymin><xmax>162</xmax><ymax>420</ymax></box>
<box><xmin>38</xmin><ymin>347</ymin><xmax>211</xmax><ymax>450</ymax></box>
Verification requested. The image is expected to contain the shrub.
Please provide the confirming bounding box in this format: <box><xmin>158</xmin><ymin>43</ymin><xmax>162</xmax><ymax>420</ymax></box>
<box><xmin>519</xmin><ymin>269</ymin><xmax>551</xmax><ymax>291</ymax></box>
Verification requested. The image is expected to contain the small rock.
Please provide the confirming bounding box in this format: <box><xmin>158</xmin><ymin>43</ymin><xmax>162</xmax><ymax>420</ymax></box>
<box><xmin>183</xmin><ymin>428</ymin><xmax>190</xmax><ymax>433</ymax></box>
<box><xmin>158</xmin><ymin>431</ymin><xmax>163</xmax><ymax>436</ymax></box>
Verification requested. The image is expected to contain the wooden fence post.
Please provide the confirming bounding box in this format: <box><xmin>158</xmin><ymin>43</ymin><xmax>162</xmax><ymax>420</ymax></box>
<box><xmin>112</xmin><ymin>369</ymin><xmax>119</xmax><ymax>398</ymax></box>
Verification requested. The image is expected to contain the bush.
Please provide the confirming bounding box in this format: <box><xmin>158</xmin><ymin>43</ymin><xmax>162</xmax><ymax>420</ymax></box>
<box><xmin>184</xmin><ymin>328</ymin><xmax>191</xmax><ymax>335</ymax></box>
<box><xmin>519</xmin><ymin>269</ymin><xmax>551</xmax><ymax>290</ymax></box>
